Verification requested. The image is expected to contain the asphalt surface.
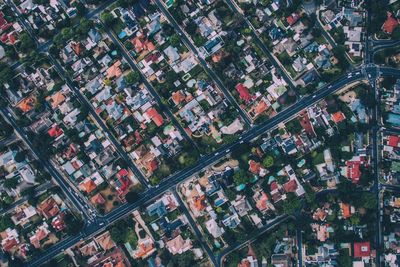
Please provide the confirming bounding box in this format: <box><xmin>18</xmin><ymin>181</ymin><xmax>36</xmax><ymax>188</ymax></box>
<box><xmin>224</xmin><ymin>0</ymin><xmax>297</xmax><ymax>91</ymax></box>
<box><xmin>101</xmin><ymin>22</ymin><xmax>201</xmax><ymax>153</ymax></box>
<box><xmin>23</xmin><ymin>65</ymin><xmax>370</xmax><ymax>267</ymax></box>
<box><xmin>4</xmin><ymin>0</ymin><xmax>151</xmax><ymax>190</ymax></box>
<box><xmin>153</xmin><ymin>0</ymin><xmax>253</xmax><ymax>126</ymax></box>
<box><xmin>0</xmin><ymin>108</ymin><xmax>92</xmax><ymax>221</ymax></box>
<box><xmin>5</xmin><ymin>0</ymin><xmax>400</xmax><ymax>265</ymax></box>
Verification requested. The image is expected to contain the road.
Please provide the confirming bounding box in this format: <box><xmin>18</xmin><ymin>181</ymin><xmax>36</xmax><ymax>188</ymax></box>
<box><xmin>4</xmin><ymin>0</ymin><xmax>151</xmax><ymax>190</ymax></box>
<box><xmin>101</xmin><ymin>22</ymin><xmax>201</xmax><ymax>153</ymax></box>
<box><xmin>0</xmin><ymin>181</ymin><xmax>53</xmax><ymax>214</ymax></box>
<box><xmin>4</xmin><ymin>0</ymin><xmax>400</xmax><ymax>264</ymax></box>
<box><xmin>0</xmin><ymin>108</ymin><xmax>92</xmax><ymax>221</ymax></box>
<box><xmin>21</xmin><ymin>64</ymin><xmax>375</xmax><ymax>266</ymax></box>
<box><xmin>224</xmin><ymin>0</ymin><xmax>297</xmax><ymax>92</ymax></box>
<box><xmin>217</xmin><ymin>215</ymin><xmax>289</xmax><ymax>266</ymax></box>
<box><xmin>172</xmin><ymin>189</ymin><xmax>217</xmax><ymax>266</ymax></box>
<box><xmin>153</xmin><ymin>0</ymin><xmax>253</xmax><ymax>126</ymax></box>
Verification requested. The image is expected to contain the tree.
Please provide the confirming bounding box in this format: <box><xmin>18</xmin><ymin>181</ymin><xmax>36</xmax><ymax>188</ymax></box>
<box><xmin>64</xmin><ymin>213</ymin><xmax>84</xmax><ymax>235</ymax></box>
<box><xmin>3</xmin><ymin>177</ymin><xmax>19</xmax><ymax>189</ymax></box>
<box><xmin>73</xmin><ymin>1</ymin><xmax>87</xmax><ymax>17</ymax></box>
<box><xmin>169</xmin><ymin>34</ymin><xmax>181</xmax><ymax>47</ymax></box>
<box><xmin>76</xmin><ymin>19</ymin><xmax>93</xmax><ymax>37</ymax></box>
<box><xmin>169</xmin><ymin>251</ymin><xmax>196</xmax><ymax>266</ymax></box>
<box><xmin>125</xmin><ymin>191</ymin><xmax>139</xmax><ymax>203</ymax></box>
<box><xmin>21</xmin><ymin>187</ymin><xmax>35</xmax><ymax>197</ymax></box>
<box><xmin>185</xmin><ymin>21</ymin><xmax>198</xmax><ymax>35</ymax></box>
<box><xmin>233</xmin><ymin>169</ymin><xmax>248</xmax><ymax>186</ymax></box>
<box><xmin>18</xmin><ymin>33</ymin><xmax>35</xmax><ymax>54</ymax></box>
<box><xmin>282</xmin><ymin>192</ymin><xmax>302</xmax><ymax>215</ymax></box>
<box><xmin>262</xmin><ymin>155</ymin><xmax>274</xmax><ymax>168</ymax></box>
<box><xmin>337</xmin><ymin>249</ymin><xmax>352</xmax><ymax>267</ymax></box>
<box><xmin>101</xmin><ymin>12</ymin><xmax>115</xmax><ymax>27</ymax></box>
<box><xmin>0</xmin><ymin>63</ymin><xmax>15</xmax><ymax>86</ymax></box>
<box><xmin>0</xmin><ymin>216</ymin><xmax>14</xmax><ymax>231</ymax></box>
<box><xmin>14</xmin><ymin>151</ymin><xmax>26</xmax><ymax>163</ymax></box>
<box><xmin>124</xmin><ymin>71</ymin><xmax>141</xmax><ymax>85</ymax></box>
<box><xmin>285</xmin><ymin>120</ymin><xmax>302</xmax><ymax>134</ymax></box>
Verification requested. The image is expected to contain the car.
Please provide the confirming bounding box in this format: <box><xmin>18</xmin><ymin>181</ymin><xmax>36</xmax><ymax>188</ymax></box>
<box><xmin>226</xmin><ymin>149</ymin><xmax>230</xmax><ymax>153</ymax></box>
<box><xmin>240</xmin><ymin>140</ymin><xmax>244</xmax><ymax>144</ymax></box>
<box><xmin>215</xmin><ymin>152</ymin><xmax>219</xmax><ymax>156</ymax></box>
<box><xmin>312</xmin><ymin>95</ymin><xmax>317</xmax><ymax>98</ymax></box>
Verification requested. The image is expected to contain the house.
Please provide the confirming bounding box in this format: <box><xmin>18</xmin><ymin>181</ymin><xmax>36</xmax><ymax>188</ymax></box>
<box><xmin>51</xmin><ymin>213</ymin><xmax>66</xmax><ymax>231</ymax></box>
<box><xmin>29</xmin><ymin>223</ymin><xmax>50</xmax><ymax>249</ymax></box>
<box><xmin>165</xmin><ymin>235</ymin><xmax>192</xmax><ymax>255</ymax></box>
<box><xmin>236</xmin><ymin>83</ymin><xmax>252</xmax><ymax>102</ymax></box>
<box><xmin>382</xmin><ymin>12</ymin><xmax>399</xmax><ymax>34</ymax></box>
<box><xmin>0</xmin><ymin>228</ymin><xmax>20</xmax><ymax>252</ymax></box>
<box><xmin>37</xmin><ymin>195</ymin><xmax>61</xmax><ymax>219</ymax></box>
<box><xmin>145</xmin><ymin>108</ymin><xmax>164</xmax><ymax>127</ymax></box>
<box><xmin>353</xmin><ymin>242</ymin><xmax>371</xmax><ymax>259</ymax></box>
<box><xmin>205</xmin><ymin>218</ymin><xmax>224</xmax><ymax>238</ymax></box>
<box><xmin>95</xmin><ymin>231</ymin><xmax>116</xmax><ymax>251</ymax></box>
<box><xmin>271</xmin><ymin>254</ymin><xmax>290</xmax><ymax>267</ymax></box>
<box><xmin>132</xmin><ymin>236</ymin><xmax>156</xmax><ymax>259</ymax></box>
<box><xmin>286</xmin><ymin>13</ymin><xmax>300</xmax><ymax>26</ymax></box>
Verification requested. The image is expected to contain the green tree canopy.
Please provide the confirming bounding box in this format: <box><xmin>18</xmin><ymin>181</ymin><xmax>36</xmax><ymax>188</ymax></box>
<box><xmin>101</xmin><ymin>12</ymin><xmax>115</xmax><ymax>27</ymax></box>
<box><xmin>124</xmin><ymin>71</ymin><xmax>141</xmax><ymax>85</ymax></box>
<box><xmin>233</xmin><ymin>169</ymin><xmax>249</xmax><ymax>186</ymax></box>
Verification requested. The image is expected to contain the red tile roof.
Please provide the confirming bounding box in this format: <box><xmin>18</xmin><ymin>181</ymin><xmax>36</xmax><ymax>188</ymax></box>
<box><xmin>249</xmin><ymin>160</ymin><xmax>261</xmax><ymax>175</ymax></box>
<box><xmin>331</xmin><ymin>111</ymin><xmax>346</xmax><ymax>123</ymax></box>
<box><xmin>299</xmin><ymin>111</ymin><xmax>315</xmax><ymax>137</ymax></box>
<box><xmin>346</xmin><ymin>160</ymin><xmax>361</xmax><ymax>183</ymax></box>
<box><xmin>286</xmin><ymin>13</ymin><xmax>300</xmax><ymax>26</ymax></box>
<box><xmin>283</xmin><ymin>179</ymin><xmax>298</xmax><ymax>193</ymax></box>
<box><xmin>236</xmin><ymin>83</ymin><xmax>252</xmax><ymax>102</ymax></box>
<box><xmin>388</xmin><ymin>135</ymin><xmax>400</xmax><ymax>147</ymax></box>
<box><xmin>382</xmin><ymin>12</ymin><xmax>399</xmax><ymax>34</ymax></box>
<box><xmin>48</xmin><ymin>125</ymin><xmax>63</xmax><ymax>138</ymax></box>
<box><xmin>146</xmin><ymin>108</ymin><xmax>164</xmax><ymax>127</ymax></box>
<box><xmin>353</xmin><ymin>242</ymin><xmax>371</xmax><ymax>258</ymax></box>
<box><xmin>270</xmin><ymin>181</ymin><xmax>278</xmax><ymax>191</ymax></box>
<box><xmin>3</xmin><ymin>238</ymin><xmax>18</xmax><ymax>252</ymax></box>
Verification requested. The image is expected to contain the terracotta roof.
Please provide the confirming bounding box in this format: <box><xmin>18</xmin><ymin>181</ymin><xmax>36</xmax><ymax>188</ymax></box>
<box><xmin>255</xmin><ymin>191</ymin><xmax>269</xmax><ymax>211</ymax></box>
<box><xmin>48</xmin><ymin>125</ymin><xmax>63</xmax><ymax>138</ymax></box>
<box><xmin>283</xmin><ymin>179</ymin><xmax>298</xmax><ymax>193</ymax></box>
<box><xmin>236</xmin><ymin>83</ymin><xmax>252</xmax><ymax>102</ymax></box>
<box><xmin>287</xmin><ymin>13</ymin><xmax>300</xmax><ymax>26</ymax></box>
<box><xmin>71</xmin><ymin>42</ymin><xmax>83</xmax><ymax>56</ymax></box>
<box><xmin>193</xmin><ymin>195</ymin><xmax>207</xmax><ymax>211</ymax></box>
<box><xmin>91</xmin><ymin>193</ymin><xmax>106</xmax><ymax>205</ymax></box>
<box><xmin>346</xmin><ymin>160</ymin><xmax>361</xmax><ymax>183</ymax></box>
<box><xmin>147</xmin><ymin>158</ymin><xmax>158</xmax><ymax>172</ymax></box>
<box><xmin>254</xmin><ymin>99</ymin><xmax>269</xmax><ymax>115</ymax></box>
<box><xmin>106</xmin><ymin>60</ymin><xmax>122</xmax><ymax>79</ymax></box>
<box><xmin>382</xmin><ymin>12</ymin><xmax>399</xmax><ymax>34</ymax></box>
<box><xmin>2</xmin><ymin>238</ymin><xmax>18</xmax><ymax>251</ymax></box>
<box><xmin>172</xmin><ymin>91</ymin><xmax>186</xmax><ymax>105</ymax></box>
<box><xmin>341</xmin><ymin>203</ymin><xmax>351</xmax><ymax>219</ymax></box>
<box><xmin>17</xmin><ymin>96</ymin><xmax>36</xmax><ymax>113</ymax></box>
<box><xmin>299</xmin><ymin>110</ymin><xmax>315</xmax><ymax>137</ymax></box>
<box><xmin>38</xmin><ymin>197</ymin><xmax>60</xmax><ymax>219</ymax></box>
<box><xmin>46</xmin><ymin>91</ymin><xmax>66</xmax><ymax>109</ymax></box>
<box><xmin>81</xmin><ymin>180</ymin><xmax>97</xmax><ymax>193</ymax></box>
<box><xmin>388</xmin><ymin>135</ymin><xmax>400</xmax><ymax>147</ymax></box>
<box><xmin>146</xmin><ymin>107</ymin><xmax>164</xmax><ymax>127</ymax></box>
<box><xmin>354</xmin><ymin>242</ymin><xmax>371</xmax><ymax>258</ymax></box>
<box><xmin>331</xmin><ymin>111</ymin><xmax>346</xmax><ymax>123</ymax></box>
<box><xmin>249</xmin><ymin>160</ymin><xmax>261</xmax><ymax>175</ymax></box>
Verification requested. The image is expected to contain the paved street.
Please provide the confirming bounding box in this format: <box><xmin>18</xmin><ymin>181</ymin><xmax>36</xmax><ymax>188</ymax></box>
<box><xmin>3</xmin><ymin>1</ymin><xmax>400</xmax><ymax>266</ymax></box>
<box><xmin>153</xmin><ymin>0</ymin><xmax>253</xmax><ymax>126</ymax></box>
